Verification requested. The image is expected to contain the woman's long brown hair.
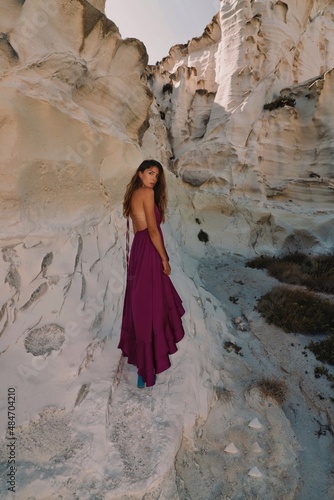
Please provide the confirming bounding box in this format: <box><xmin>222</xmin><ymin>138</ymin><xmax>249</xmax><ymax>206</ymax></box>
<box><xmin>123</xmin><ymin>160</ymin><xmax>167</xmax><ymax>222</ymax></box>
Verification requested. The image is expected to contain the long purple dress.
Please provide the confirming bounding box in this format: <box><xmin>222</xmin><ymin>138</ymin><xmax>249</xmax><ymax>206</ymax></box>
<box><xmin>118</xmin><ymin>205</ymin><xmax>185</xmax><ymax>387</ymax></box>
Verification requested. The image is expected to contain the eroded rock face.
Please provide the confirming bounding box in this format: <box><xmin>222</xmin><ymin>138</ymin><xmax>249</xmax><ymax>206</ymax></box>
<box><xmin>147</xmin><ymin>0</ymin><xmax>334</xmax><ymax>255</ymax></box>
<box><xmin>0</xmin><ymin>0</ymin><xmax>151</xmax><ymax>237</ymax></box>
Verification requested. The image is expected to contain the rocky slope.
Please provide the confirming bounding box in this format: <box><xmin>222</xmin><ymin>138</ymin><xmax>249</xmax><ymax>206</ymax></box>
<box><xmin>0</xmin><ymin>1</ymin><xmax>333</xmax><ymax>499</ymax></box>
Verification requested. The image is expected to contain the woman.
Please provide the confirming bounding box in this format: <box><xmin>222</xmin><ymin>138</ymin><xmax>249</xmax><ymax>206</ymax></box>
<box><xmin>118</xmin><ymin>160</ymin><xmax>185</xmax><ymax>388</ymax></box>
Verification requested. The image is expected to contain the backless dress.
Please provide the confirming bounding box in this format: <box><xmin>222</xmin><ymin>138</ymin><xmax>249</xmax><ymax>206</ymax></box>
<box><xmin>118</xmin><ymin>205</ymin><xmax>185</xmax><ymax>387</ymax></box>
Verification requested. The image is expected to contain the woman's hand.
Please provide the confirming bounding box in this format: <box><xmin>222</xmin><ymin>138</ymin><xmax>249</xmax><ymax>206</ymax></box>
<box><xmin>162</xmin><ymin>259</ymin><xmax>171</xmax><ymax>276</ymax></box>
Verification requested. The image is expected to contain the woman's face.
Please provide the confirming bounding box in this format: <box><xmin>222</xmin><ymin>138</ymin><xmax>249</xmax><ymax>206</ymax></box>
<box><xmin>139</xmin><ymin>166</ymin><xmax>160</xmax><ymax>188</ymax></box>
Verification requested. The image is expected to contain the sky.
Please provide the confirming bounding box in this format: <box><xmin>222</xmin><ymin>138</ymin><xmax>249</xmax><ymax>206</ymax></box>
<box><xmin>105</xmin><ymin>0</ymin><xmax>220</xmax><ymax>63</ymax></box>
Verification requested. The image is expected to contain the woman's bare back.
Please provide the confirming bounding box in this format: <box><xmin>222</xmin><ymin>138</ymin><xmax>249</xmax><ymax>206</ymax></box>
<box><xmin>130</xmin><ymin>187</ymin><xmax>151</xmax><ymax>233</ymax></box>
<box><xmin>125</xmin><ymin>164</ymin><xmax>170</xmax><ymax>275</ymax></box>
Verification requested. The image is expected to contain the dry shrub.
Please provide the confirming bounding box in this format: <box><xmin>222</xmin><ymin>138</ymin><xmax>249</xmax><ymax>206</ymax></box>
<box><xmin>256</xmin><ymin>377</ymin><xmax>287</xmax><ymax>405</ymax></box>
<box><xmin>215</xmin><ymin>387</ymin><xmax>234</xmax><ymax>403</ymax></box>
<box><xmin>256</xmin><ymin>286</ymin><xmax>334</xmax><ymax>335</ymax></box>
<box><xmin>246</xmin><ymin>255</ymin><xmax>276</xmax><ymax>270</ymax></box>
<box><xmin>266</xmin><ymin>261</ymin><xmax>310</xmax><ymax>286</ymax></box>
<box><xmin>247</xmin><ymin>253</ymin><xmax>334</xmax><ymax>294</ymax></box>
<box><xmin>300</xmin><ymin>254</ymin><xmax>334</xmax><ymax>293</ymax></box>
<box><xmin>249</xmin><ymin>253</ymin><xmax>334</xmax><ymax>365</ymax></box>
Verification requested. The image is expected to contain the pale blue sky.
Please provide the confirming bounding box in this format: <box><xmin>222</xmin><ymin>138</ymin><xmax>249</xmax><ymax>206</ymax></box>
<box><xmin>105</xmin><ymin>0</ymin><xmax>220</xmax><ymax>63</ymax></box>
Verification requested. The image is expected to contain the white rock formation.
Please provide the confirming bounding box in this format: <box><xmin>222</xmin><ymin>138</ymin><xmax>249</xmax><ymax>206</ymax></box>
<box><xmin>148</xmin><ymin>0</ymin><xmax>334</xmax><ymax>256</ymax></box>
<box><xmin>0</xmin><ymin>0</ymin><xmax>151</xmax><ymax>238</ymax></box>
<box><xmin>0</xmin><ymin>1</ymin><xmax>333</xmax><ymax>499</ymax></box>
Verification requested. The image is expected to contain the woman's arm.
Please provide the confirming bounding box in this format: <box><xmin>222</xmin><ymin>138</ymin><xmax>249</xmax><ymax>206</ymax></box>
<box><xmin>142</xmin><ymin>188</ymin><xmax>171</xmax><ymax>275</ymax></box>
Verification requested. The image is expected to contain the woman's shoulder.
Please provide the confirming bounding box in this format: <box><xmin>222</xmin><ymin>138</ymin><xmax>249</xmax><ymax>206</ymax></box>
<box><xmin>130</xmin><ymin>187</ymin><xmax>154</xmax><ymax>211</ymax></box>
<box><xmin>134</xmin><ymin>187</ymin><xmax>154</xmax><ymax>200</ymax></box>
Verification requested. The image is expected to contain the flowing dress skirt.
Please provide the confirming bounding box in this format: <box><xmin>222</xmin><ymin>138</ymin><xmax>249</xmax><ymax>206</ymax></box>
<box><xmin>118</xmin><ymin>207</ymin><xmax>185</xmax><ymax>387</ymax></box>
